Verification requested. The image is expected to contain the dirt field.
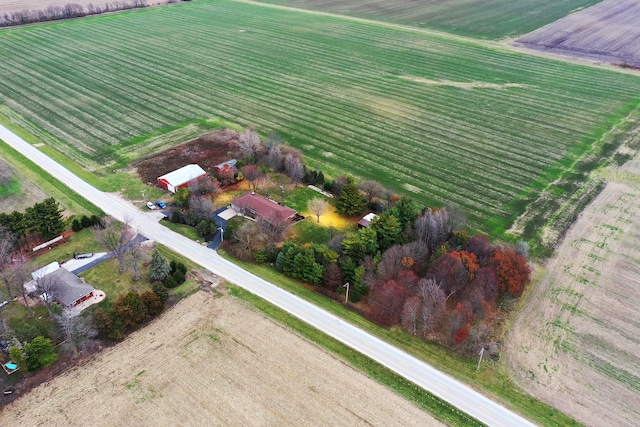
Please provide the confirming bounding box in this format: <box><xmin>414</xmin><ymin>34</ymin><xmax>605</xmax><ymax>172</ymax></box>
<box><xmin>505</xmin><ymin>124</ymin><xmax>640</xmax><ymax>426</ymax></box>
<box><xmin>133</xmin><ymin>129</ymin><xmax>240</xmax><ymax>186</ymax></box>
<box><xmin>0</xmin><ymin>290</ymin><xmax>441</xmax><ymax>426</ymax></box>
<box><xmin>515</xmin><ymin>0</ymin><xmax>640</xmax><ymax>67</ymax></box>
<box><xmin>0</xmin><ymin>157</ymin><xmax>48</xmax><ymax>214</ymax></box>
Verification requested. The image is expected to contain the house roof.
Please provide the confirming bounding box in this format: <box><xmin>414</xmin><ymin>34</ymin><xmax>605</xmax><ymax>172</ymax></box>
<box><xmin>231</xmin><ymin>192</ymin><xmax>297</xmax><ymax>221</ymax></box>
<box><xmin>31</xmin><ymin>262</ymin><xmax>60</xmax><ymax>281</ymax></box>
<box><xmin>157</xmin><ymin>164</ymin><xmax>207</xmax><ymax>186</ymax></box>
<box><xmin>47</xmin><ymin>268</ymin><xmax>94</xmax><ymax>307</ymax></box>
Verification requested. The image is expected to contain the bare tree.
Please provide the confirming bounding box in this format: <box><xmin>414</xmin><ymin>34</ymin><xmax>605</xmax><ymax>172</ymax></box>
<box><xmin>267</xmin><ymin>145</ymin><xmax>283</xmax><ymax>171</ymax></box>
<box><xmin>128</xmin><ymin>243</ymin><xmax>145</xmax><ymax>282</ymax></box>
<box><xmin>189</xmin><ymin>195</ymin><xmax>214</xmax><ymax>220</ymax></box>
<box><xmin>237</xmin><ymin>127</ymin><xmax>262</xmax><ymax>159</ymax></box>
<box><xmin>54</xmin><ymin>312</ymin><xmax>96</xmax><ymax>358</ymax></box>
<box><xmin>418</xmin><ymin>278</ymin><xmax>446</xmax><ymax>337</ymax></box>
<box><xmin>12</xmin><ymin>254</ymin><xmax>33</xmax><ymax>316</ymax></box>
<box><xmin>241</xmin><ymin>165</ymin><xmax>264</xmax><ymax>192</ymax></box>
<box><xmin>34</xmin><ymin>270</ymin><xmax>62</xmax><ymax>316</ymax></box>
<box><xmin>0</xmin><ymin>226</ymin><xmax>17</xmax><ymax>299</ymax></box>
<box><xmin>94</xmin><ymin>217</ymin><xmax>136</xmax><ymax>272</ymax></box>
<box><xmin>401</xmin><ymin>296</ymin><xmax>422</xmax><ymax>335</ymax></box>
<box><xmin>308</xmin><ymin>197</ymin><xmax>329</xmax><ymax>223</ymax></box>
<box><xmin>257</xmin><ymin>213</ymin><xmax>291</xmax><ymax>245</ymax></box>
<box><xmin>414</xmin><ymin>208</ymin><xmax>448</xmax><ymax>250</ymax></box>
<box><xmin>233</xmin><ymin>221</ymin><xmax>267</xmax><ymax>259</ymax></box>
<box><xmin>444</xmin><ymin>201</ymin><xmax>467</xmax><ymax>234</ymax></box>
<box><xmin>284</xmin><ymin>153</ymin><xmax>304</xmax><ymax>186</ymax></box>
<box><xmin>358</xmin><ymin>180</ymin><xmax>384</xmax><ymax>204</ymax></box>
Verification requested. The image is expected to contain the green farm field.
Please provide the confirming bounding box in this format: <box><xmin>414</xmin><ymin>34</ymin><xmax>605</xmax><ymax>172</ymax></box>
<box><xmin>251</xmin><ymin>0</ymin><xmax>602</xmax><ymax>39</ymax></box>
<box><xmin>1</xmin><ymin>0</ymin><xmax>640</xmax><ymax>243</ymax></box>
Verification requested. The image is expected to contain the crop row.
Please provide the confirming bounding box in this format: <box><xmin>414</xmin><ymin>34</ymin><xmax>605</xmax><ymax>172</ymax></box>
<box><xmin>1</xmin><ymin>1</ymin><xmax>640</xmax><ymax>229</ymax></box>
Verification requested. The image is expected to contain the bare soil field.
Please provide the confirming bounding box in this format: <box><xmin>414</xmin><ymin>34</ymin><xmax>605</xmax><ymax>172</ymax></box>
<box><xmin>0</xmin><ymin>290</ymin><xmax>441</xmax><ymax>426</ymax></box>
<box><xmin>505</xmin><ymin>123</ymin><xmax>640</xmax><ymax>426</ymax></box>
<box><xmin>133</xmin><ymin>129</ymin><xmax>239</xmax><ymax>186</ymax></box>
<box><xmin>0</xmin><ymin>157</ymin><xmax>48</xmax><ymax>213</ymax></box>
<box><xmin>515</xmin><ymin>0</ymin><xmax>640</xmax><ymax>67</ymax></box>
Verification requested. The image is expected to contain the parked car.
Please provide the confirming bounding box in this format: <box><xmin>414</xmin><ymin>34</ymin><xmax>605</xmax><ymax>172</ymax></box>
<box><xmin>146</xmin><ymin>201</ymin><xmax>156</xmax><ymax>210</ymax></box>
<box><xmin>155</xmin><ymin>200</ymin><xmax>167</xmax><ymax>209</ymax></box>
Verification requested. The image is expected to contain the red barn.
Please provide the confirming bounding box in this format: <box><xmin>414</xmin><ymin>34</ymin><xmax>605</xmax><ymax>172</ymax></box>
<box><xmin>157</xmin><ymin>164</ymin><xmax>207</xmax><ymax>193</ymax></box>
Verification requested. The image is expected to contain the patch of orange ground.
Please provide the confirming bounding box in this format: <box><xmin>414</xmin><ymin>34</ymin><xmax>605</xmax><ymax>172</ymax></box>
<box><xmin>302</xmin><ymin>206</ymin><xmax>355</xmax><ymax>230</ymax></box>
<box><xmin>214</xmin><ymin>181</ymin><xmax>250</xmax><ymax>209</ymax></box>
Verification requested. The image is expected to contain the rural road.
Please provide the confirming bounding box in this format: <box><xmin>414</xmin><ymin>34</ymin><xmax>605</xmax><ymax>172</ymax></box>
<box><xmin>0</xmin><ymin>124</ymin><xmax>537</xmax><ymax>427</ymax></box>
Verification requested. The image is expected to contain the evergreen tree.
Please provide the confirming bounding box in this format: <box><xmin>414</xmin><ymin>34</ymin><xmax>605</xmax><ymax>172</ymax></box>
<box><xmin>152</xmin><ymin>282</ymin><xmax>169</xmax><ymax>303</ymax></box>
<box><xmin>149</xmin><ymin>249</ymin><xmax>171</xmax><ymax>282</ymax></box>
<box><xmin>336</xmin><ymin>181</ymin><xmax>367</xmax><ymax>216</ymax></box>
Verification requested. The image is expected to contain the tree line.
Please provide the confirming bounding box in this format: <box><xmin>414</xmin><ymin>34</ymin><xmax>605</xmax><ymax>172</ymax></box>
<box><xmin>0</xmin><ymin>197</ymin><xmax>65</xmax><ymax>251</ymax></box>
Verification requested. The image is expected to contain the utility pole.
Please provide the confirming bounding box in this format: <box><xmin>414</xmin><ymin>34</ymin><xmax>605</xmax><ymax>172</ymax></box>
<box><xmin>343</xmin><ymin>282</ymin><xmax>350</xmax><ymax>304</ymax></box>
<box><xmin>141</xmin><ymin>190</ymin><xmax>147</xmax><ymax>203</ymax></box>
<box><xmin>476</xmin><ymin>347</ymin><xmax>485</xmax><ymax>371</ymax></box>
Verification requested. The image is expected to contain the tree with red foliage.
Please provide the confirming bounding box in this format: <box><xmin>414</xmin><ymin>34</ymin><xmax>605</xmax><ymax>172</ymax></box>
<box><xmin>454</xmin><ymin>301</ymin><xmax>476</xmax><ymax>325</ymax></box>
<box><xmin>490</xmin><ymin>249</ymin><xmax>531</xmax><ymax>297</ymax></box>
<box><xmin>367</xmin><ymin>279</ymin><xmax>407</xmax><ymax>327</ymax></box>
<box><xmin>322</xmin><ymin>262</ymin><xmax>344</xmax><ymax>292</ymax></box>
<box><xmin>429</xmin><ymin>252</ymin><xmax>469</xmax><ymax>296</ymax></box>
<box><xmin>395</xmin><ymin>269</ymin><xmax>418</xmax><ymax>292</ymax></box>
<box><xmin>453</xmin><ymin>328</ymin><xmax>469</xmax><ymax>345</ymax></box>
<box><xmin>464</xmin><ymin>234</ymin><xmax>493</xmax><ymax>266</ymax></box>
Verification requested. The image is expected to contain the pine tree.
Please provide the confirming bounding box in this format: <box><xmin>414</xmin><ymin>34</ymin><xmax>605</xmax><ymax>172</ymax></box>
<box><xmin>336</xmin><ymin>182</ymin><xmax>367</xmax><ymax>216</ymax></box>
<box><xmin>149</xmin><ymin>249</ymin><xmax>171</xmax><ymax>282</ymax></box>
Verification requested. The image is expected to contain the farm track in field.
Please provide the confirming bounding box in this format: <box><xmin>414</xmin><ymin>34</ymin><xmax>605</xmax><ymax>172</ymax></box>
<box><xmin>1</xmin><ymin>0</ymin><xmax>640</xmax><ymax>235</ymax></box>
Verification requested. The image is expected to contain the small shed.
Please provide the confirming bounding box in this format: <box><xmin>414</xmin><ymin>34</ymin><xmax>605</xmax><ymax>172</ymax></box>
<box><xmin>358</xmin><ymin>213</ymin><xmax>378</xmax><ymax>228</ymax></box>
<box><xmin>157</xmin><ymin>164</ymin><xmax>207</xmax><ymax>193</ymax></box>
<box><xmin>214</xmin><ymin>159</ymin><xmax>237</xmax><ymax>173</ymax></box>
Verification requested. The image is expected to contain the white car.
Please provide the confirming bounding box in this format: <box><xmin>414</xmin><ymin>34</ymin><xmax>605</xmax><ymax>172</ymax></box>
<box><xmin>146</xmin><ymin>201</ymin><xmax>157</xmax><ymax>210</ymax></box>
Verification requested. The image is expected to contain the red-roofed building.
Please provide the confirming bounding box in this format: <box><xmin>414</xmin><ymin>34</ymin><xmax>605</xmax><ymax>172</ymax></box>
<box><xmin>230</xmin><ymin>192</ymin><xmax>297</xmax><ymax>223</ymax></box>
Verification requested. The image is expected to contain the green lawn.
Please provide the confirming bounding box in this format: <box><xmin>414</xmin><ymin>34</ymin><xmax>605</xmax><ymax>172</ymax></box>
<box><xmin>1</xmin><ymin>0</ymin><xmax>639</xmax><ymax>246</ymax></box>
<box><xmin>253</xmin><ymin>0</ymin><xmax>602</xmax><ymax>39</ymax></box>
<box><xmin>30</xmin><ymin>228</ymin><xmax>103</xmax><ymax>268</ymax></box>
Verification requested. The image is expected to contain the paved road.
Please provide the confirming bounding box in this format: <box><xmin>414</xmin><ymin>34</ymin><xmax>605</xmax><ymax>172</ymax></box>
<box><xmin>0</xmin><ymin>125</ymin><xmax>537</xmax><ymax>427</ymax></box>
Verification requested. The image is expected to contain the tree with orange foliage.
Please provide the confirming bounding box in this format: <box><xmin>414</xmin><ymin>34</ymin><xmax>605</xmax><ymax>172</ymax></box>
<box><xmin>490</xmin><ymin>249</ymin><xmax>531</xmax><ymax>297</ymax></box>
<box><xmin>451</xmin><ymin>250</ymin><xmax>479</xmax><ymax>280</ymax></box>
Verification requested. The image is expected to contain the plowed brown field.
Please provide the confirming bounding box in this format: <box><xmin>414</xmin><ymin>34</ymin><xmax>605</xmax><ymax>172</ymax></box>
<box><xmin>505</xmin><ymin>121</ymin><xmax>640</xmax><ymax>427</ymax></box>
<box><xmin>0</xmin><ymin>290</ymin><xmax>441</xmax><ymax>426</ymax></box>
<box><xmin>515</xmin><ymin>0</ymin><xmax>640</xmax><ymax>66</ymax></box>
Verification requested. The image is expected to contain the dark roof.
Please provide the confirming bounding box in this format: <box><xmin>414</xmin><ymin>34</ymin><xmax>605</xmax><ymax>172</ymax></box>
<box><xmin>231</xmin><ymin>192</ymin><xmax>297</xmax><ymax>221</ymax></box>
<box><xmin>48</xmin><ymin>268</ymin><xmax>94</xmax><ymax>307</ymax></box>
